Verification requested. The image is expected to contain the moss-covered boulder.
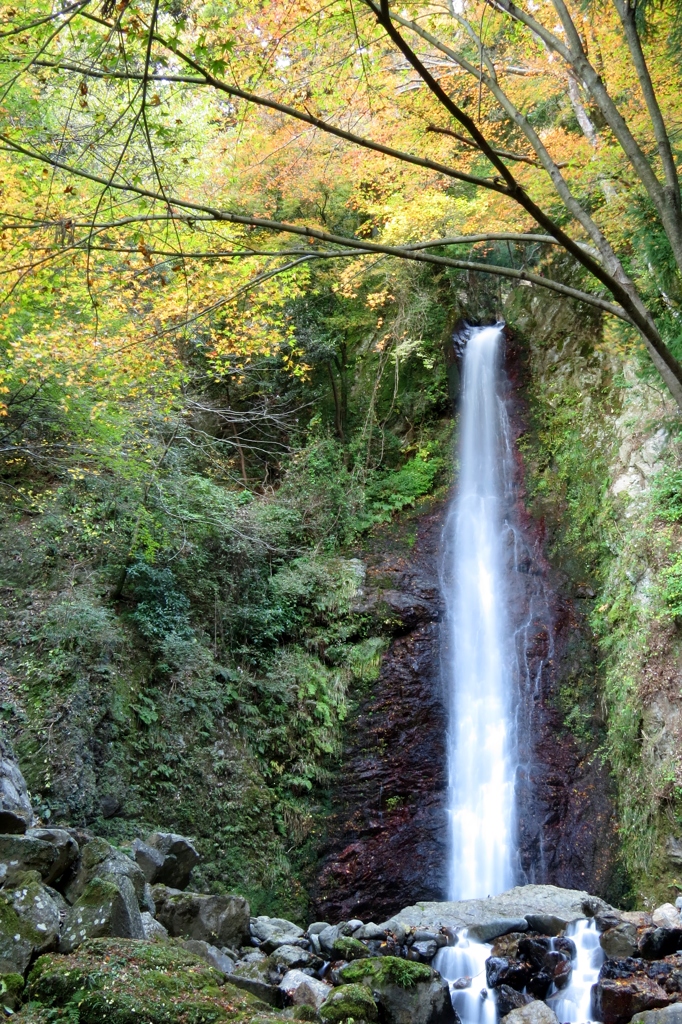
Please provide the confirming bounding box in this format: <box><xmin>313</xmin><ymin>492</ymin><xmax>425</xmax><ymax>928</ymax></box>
<box><xmin>59</xmin><ymin>876</ymin><xmax>144</xmax><ymax>953</ymax></box>
<box><xmin>0</xmin><ymin>972</ymin><xmax>24</xmax><ymax>1011</ymax></box>
<box><xmin>338</xmin><ymin>957</ymin><xmax>449</xmax><ymax>1024</ymax></box>
<box><xmin>24</xmin><ymin>937</ymin><xmax>293</xmax><ymax>1023</ymax></box>
<box><xmin>320</xmin><ymin>983</ymin><xmax>378</xmax><ymax>1023</ymax></box>
<box><xmin>332</xmin><ymin>936</ymin><xmax>371</xmax><ymax>961</ymax></box>
<box><xmin>0</xmin><ymin>872</ymin><xmax>61</xmax><ymax>974</ymax></box>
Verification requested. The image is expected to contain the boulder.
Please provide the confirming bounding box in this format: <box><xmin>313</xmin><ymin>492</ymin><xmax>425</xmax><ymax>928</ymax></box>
<box><xmin>180</xmin><ymin>939</ymin><xmax>235</xmax><ymax>975</ymax></box>
<box><xmin>26</xmin><ymin>828</ymin><xmax>79</xmax><ymax>885</ymax></box>
<box><xmin>632</xmin><ymin>1008</ymin><xmax>682</xmax><ymax>1024</ymax></box>
<box><xmin>412</xmin><ymin>940</ymin><xmax>439</xmax><ymax>961</ymax></box>
<box><xmin>269</xmin><ymin>943</ymin><xmax>320</xmax><ymax>971</ymax></box>
<box><xmin>0</xmin><ymin>873</ymin><xmax>61</xmax><ymax>974</ymax></box>
<box><xmin>280</xmin><ymin>968</ymin><xmax>331</xmax><ymax>1010</ymax></box>
<box><xmin>0</xmin><ymin>735</ymin><xmax>34</xmax><ymax>834</ymax></box>
<box><xmin>231</xmin><ymin>957</ymin><xmax>285</xmax><ymax>1006</ymax></box>
<box><xmin>380</xmin><ymin>885</ymin><xmax>610</xmax><ymax>943</ymax></box>
<box><xmin>0</xmin><ymin>834</ymin><xmax>60</xmax><ymax>887</ymax></box>
<box><xmin>638</xmin><ymin>928</ymin><xmax>682</xmax><ymax>959</ymax></box>
<box><xmin>140</xmin><ymin>911</ymin><xmax>168</xmax><ymax>941</ymax></box>
<box><xmin>152</xmin><ymin>885</ymin><xmax>250</xmax><ymax>948</ymax></box>
<box><xmin>338</xmin><ymin>956</ymin><xmax>450</xmax><ymax>1024</ymax></box>
<box><xmin>486</xmin><ymin>956</ymin><xmax>533</xmax><ymax>990</ymax></box>
<box><xmin>132</xmin><ymin>832</ymin><xmax>200</xmax><ymax>890</ymax></box>
<box><xmin>496</xmin><ymin>985</ymin><xmax>533</xmax><ymax>1016</ymax></box>
<box><xmin>59</xmin><ymin>875</ymin><xmax>145</xmax><ymax>953</ymax></box>
<box><xmin>62</xmin><ymin>837</ymin><xmax>146</xmax><ymax>907</ymax></box>
<box><xmin>318</xmin><ymin>923</ymin><xmax>341</xmax><ymax>956</ymax></box>
<box><xmin>502</xmin><ymin>1000</ymin><xmax>560</xmax><ymax>1024</ymax></box>
<box><xmin>251</xmin><ymin>915</ymin><xmax>305</xmax><ymax>953</ymax></box>
<box><xmin>601</xmin><ymin>923</ymin><xmax>639</xmax><ymax>959</ymax></box>
<box><xmin>320</xmin><ymin>983</ymin><xmax>378</xmax><ymax>1023</ymax></box>
<box><xmin>0</xmin><ymin>973</ymin><xmax>24</xmax><ymax>1012</ymax></box>
<box><xmin>593</xmin><ymin>975</ymin><xmax>670</xmax><ymax>1024</ymax></box>
<box><xmin>333</xmin><ymin>935</ymin><xmax>371</xmax><ymax>961</ymax></box>
<box><xmin>653</xmin><ymin>905</ymin><xmax>682</xmax><ymax>930</ymax></box>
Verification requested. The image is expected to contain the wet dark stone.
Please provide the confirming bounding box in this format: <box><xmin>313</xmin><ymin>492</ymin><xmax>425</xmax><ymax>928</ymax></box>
<box><xmin>495</xmin><ymin>985</ymin><xmax>533</xmax><ymax>1016</ymax></box>
<box><xmin>485</xmin><ymin>956</ymin><xmax>533</xmax><ymax>990</ymax></box>
<box><xmin>638</xmin><ymin>927</ymin><xmax>682</xmax><ymax>959</ymax></box>
<box><xmin>526</xmin><ymin>971</ymin><xmax>553</xmax><ymax>999</ymax></box>
<box><xmin>518</xmin><ymin>936</ymin><xmax>552</xmax><ymax>965</ymax></box>
<box><xmin>554</xmin><ymin>937</ymin><xmax>577</xmax><ymax>960</ymax></box>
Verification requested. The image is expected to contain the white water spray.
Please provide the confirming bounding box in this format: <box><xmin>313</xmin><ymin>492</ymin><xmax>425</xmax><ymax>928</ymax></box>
<box><xmin>442</xmin><ymin>324</ymin><xmax>516</xmax><ymax>900</ymax></box>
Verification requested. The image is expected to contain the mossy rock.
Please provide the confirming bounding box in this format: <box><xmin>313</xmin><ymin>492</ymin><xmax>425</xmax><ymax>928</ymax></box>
<box><xmin>331</xmin><ymin>937</ymin><xmax>371</xmax><ymax>961</ymax></box>
<box><xmin>320</xmin><ymin>983</ymin><xmax>378</xmax><ymax>1023</ymax></box>
<box><xmin>24</xmin><ymin>937</ymin><xmax>293</xmax><ymax>1024</ymax></box>
<box><xmin>339</xmin><ymin>956</ymin><xmax>431</xmax><ymax>988</ymax></box>
<box><xmin>0</xmin><ymin>972</ymin><xmax>24</xmax><ymax>1011</ymax></box>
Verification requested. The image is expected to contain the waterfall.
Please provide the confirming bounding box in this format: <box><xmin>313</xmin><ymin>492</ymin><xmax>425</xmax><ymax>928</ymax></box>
<box><xmin>442</xmin><ymin>323</ymin><xmax>517</xmax><ymax>900</ymax></box>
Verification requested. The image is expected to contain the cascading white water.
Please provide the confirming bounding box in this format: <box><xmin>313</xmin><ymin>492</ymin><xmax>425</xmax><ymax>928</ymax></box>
<box><xmin>435</xmin><ymin>325</ymin><xmax>604</xmax><ymax>1024</ymax></box>
<box><xmin>442</xmin><ymin>324</ymin><xmax>516</xmax><ymax>900</ymax></box>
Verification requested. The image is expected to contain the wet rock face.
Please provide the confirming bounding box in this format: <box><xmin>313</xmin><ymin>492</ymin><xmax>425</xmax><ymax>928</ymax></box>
<box><xmin>312</xmin><ymin>503</ymin><xmax>448</xmax><ymax>921</ymax></box>
<box><xmin>498</xmin><ymin>333</ymin><xmax>619</xmax><ymax>898</ymax></box>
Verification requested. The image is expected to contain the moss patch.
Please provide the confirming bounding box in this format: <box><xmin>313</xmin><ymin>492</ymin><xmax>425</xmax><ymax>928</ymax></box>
<box><xmin>339</xmin><ymin>956</ymin><xmax>431</xmax><ymax>989</ymax></box>
<box><xmin>320</xmin><ymin>983</ymin><xmax>378</xmax><ymax>1023</ymax></box>
<box><xmin>25</xmin><ymin>937</ymin><xmax>292</xmax><ymax>1024</ymax></box>
<box><xmin>331</xmin><ymin>937</ymin><xmax>370</xmax><ymax>961</ymax></box>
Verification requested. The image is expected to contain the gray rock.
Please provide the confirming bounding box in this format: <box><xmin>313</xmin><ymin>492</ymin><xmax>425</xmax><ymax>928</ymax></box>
<box><xmin>59</xmin><ymin>875</ymin><xmax>144</xmax><ymax>953</ymax></box>
<box><xmin>269</xmin><ymin>943</ymin><xmax>318</xmax><ymax>970</ymax></box>
<box><xmin>231</xmin><ymin>958</ymin><xmax>284</xmax><ymax>1007</ymax></box>
<box><xmin>412</xmin><ymin>940</ymin><xmax>439</xmax><ymax>960</ymax></box>
<box><xmin>141</xmin><ymin>882</ymin><xmax>156</xmax><ymax>915</ymax></box>
<box><xmin>666</xmin><ymin>837</ymin><xmax>682</xmax><ymax>867</ymax></box>
<box><xmin>355</xmin><ymin>922</ymin><xmax>387</xmax><ymax>940</ymax></box>
<box><xmin>652</xmin><ymin>904</ymin><xmax>682</xmax><ymax>929</ymax></box>
<box><xmin>280</xmin><ymin>969</ymin><xmax>331</xmax><ymax>1009</ymax></box>
<box><xmin>600</xmin><ymin>922</ymin><xmax>639</xmax><ymax>958</ymax></box>
<box><xmin>502</xmin><ymin>1000</ymin><xmax>560</xmax><ymax>1024</ymax></box>
<box><xmin>318</xmin><ymin>924</ymin><xmax>341</xmax><ymax>956</ymax></box>
<box><xmin>63</xmin><ymin>837</ymin><xmax>146</xmax><ymax>907</ymax></box>
<box><xmin>180</xmin><ymin>938</ymin><xmax>234</xmax><ymax>975</ymax></box>
<box><xmin>26</xmin><ymin>828</ymin><xmax>79</xmax><ymax>885</ymax></box>
<box><xmin>140</xmin><ymin>911</ymin><xmax>168</xmax><ymax>941</ymax></box>
<box><xmin>309</xmin><ymin>933</ymin><xmax>322</xmax><ymax>955</ymax></box>
<box><xmin>251</xmin><ymin>916</ymin><xmax>304</xmax><ymax>942</ymax></box>
<box><xmin>133</xmin><ymin>832</ymin><xmax>200</xmax><ymax>890</ymax></box>
<box><xmin>381</xmin><ymin>885</ymin><xmax>611</xmax><ymax>943</ymax></box>
<box><xmin>0</xmin><ymin>835</ymin><xmax>59</xmax><ymax>887</ymax></box>
<box><xmin>152</xmin><ymin>884</ymin><xmax>250</xmax><ymax>948</ymax></box>
<box><xmin>0</xmin><ymin>874</ymin><xmax>61</xmax><ymax>974</ymax></box>
<box><xmin>524</xmin><ymin>914</ymin><xmax>567</xmax><ymax>936</ymax></box>
<box><xmin>307</xmin><ymin>921</ymin><xmax>330</xmax><ymax>935</ymax></box>
<box><xmin>632</xmin><ymin>1008</ymin><xmax>682</xmax><ymax>1024</ymax></box>
<box><xmin>0</xmin><ymin>735</ymin><xmax>34</xmax><ymax>834</ymax></box>
<box><xmin>346</xmin><ymin>919</ymin><xmax>364</xmax><ymax>933</ymax></box>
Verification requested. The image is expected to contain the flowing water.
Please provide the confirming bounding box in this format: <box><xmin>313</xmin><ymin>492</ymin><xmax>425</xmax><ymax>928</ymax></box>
<box><xmin>436</xmin><ymin>325</ymin><xmax>602</xmax><ymax>1022</ymax></box>
<box><xmin>441</xmin><ymin>323</ymin><xmax>516</xmax><ymax>900</ymax></box>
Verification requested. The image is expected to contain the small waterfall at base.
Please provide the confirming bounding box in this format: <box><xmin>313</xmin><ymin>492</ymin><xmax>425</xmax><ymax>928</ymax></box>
<box><xmin>436</xmin><ymin>324</ymin><xmax>603</xmax><ymax>1024</ymax></box>
<box><xmin>442</xmin><ymin>323</ymin><xmax>516</xmax><ymax>900</ymax></box>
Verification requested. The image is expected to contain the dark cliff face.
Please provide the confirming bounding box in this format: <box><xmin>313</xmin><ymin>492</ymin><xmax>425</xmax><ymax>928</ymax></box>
<box><xmin>503</xmin><ymin>329</ymin><xmax>619</xmax><ymax>898</ymax></box>
<box><xmin>311</xmin><ymin>503</ymin><xmax>449</xmax><ymax>923</ymax></box>
<box><xmin>312</xmin><ymin>330</ymin><xmax>619</xmax><ymax>923</ymax></box>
